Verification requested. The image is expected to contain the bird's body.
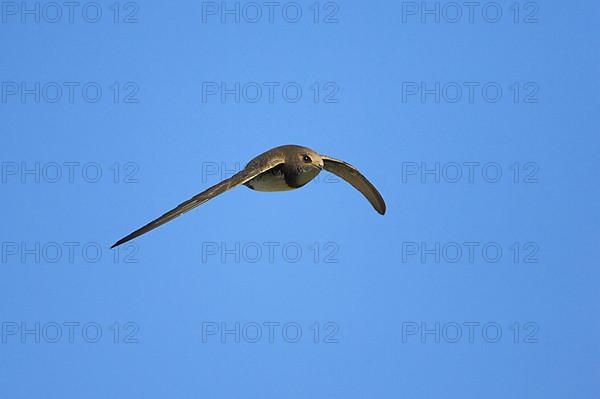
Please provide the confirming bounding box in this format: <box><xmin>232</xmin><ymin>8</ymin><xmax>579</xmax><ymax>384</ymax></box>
<box><xmin>244</xmin><ymin>145</ymin><xmax>322</xmax><ymax>191</ymax></box>
<box><xmin>111</xmin><ymin>144</ymin><xmax>385</xmax><ymax>248</ymax></box>
<box><xmin>244</xmin><ymin>165</ymin><xmax>295</xmax><ymax>191</ymax></box>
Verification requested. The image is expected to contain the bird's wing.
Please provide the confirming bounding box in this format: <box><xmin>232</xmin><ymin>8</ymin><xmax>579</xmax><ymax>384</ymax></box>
<box><xmin>321</xmin><ymin>155</ymin><xmax>386</xmax><ymax>215</ymax></box>
<box><xmin>111</xmin><ymin>155</ymin><xmax>285</xmax><ymax>248</ymax></box>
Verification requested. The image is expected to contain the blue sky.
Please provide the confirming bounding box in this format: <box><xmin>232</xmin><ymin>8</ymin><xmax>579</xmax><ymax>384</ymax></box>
<box><xmin>1</xmin><ymin>1</ymin><xmax>598</xmax><ymax>398</ymax></box>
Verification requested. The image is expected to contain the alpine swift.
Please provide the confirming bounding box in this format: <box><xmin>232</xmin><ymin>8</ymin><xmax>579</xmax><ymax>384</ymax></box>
<box><xmin>111</xmin><ymin>145</ymin><xmax>386</xmax><ymax>248</ymax></box>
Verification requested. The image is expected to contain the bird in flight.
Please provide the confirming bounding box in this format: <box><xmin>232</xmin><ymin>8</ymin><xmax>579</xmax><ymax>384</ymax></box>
<box><xmin>111</xmin><ymin>145</ymin><xmax>386</xmax><ymax>248</ymax></box>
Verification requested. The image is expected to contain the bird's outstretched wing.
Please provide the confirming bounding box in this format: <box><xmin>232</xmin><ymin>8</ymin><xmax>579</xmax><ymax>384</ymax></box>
<box><xmin>321</xmin><ymin>155</ymin><xmax>386</xmax><ymax>215</ymax></box>
<box><xmin>111</xmin><ymin>155</ymin><xmax>284</xmax><ymax>248</ymax></box>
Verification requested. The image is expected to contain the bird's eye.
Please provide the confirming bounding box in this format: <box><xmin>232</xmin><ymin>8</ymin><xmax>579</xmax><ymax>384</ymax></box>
<box><xmin>303</xmin><ymin>155</ymin><xmax>312</xmax><ymax>163</ymax></box>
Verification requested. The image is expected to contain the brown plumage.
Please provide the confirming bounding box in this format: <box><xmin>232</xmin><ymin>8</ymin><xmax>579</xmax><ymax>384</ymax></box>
<box><xmin>111</xmin><ymin>145</ymin><xmax>385</xmax><ymax>248</ymax></box>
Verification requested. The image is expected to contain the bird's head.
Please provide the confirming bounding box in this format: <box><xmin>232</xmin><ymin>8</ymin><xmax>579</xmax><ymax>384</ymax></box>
<box><xmin>295</xmin><ymin>148</ymin><xmax>324</xmax><ymax>172</ymax></box>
